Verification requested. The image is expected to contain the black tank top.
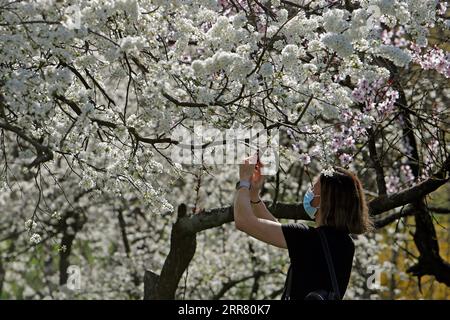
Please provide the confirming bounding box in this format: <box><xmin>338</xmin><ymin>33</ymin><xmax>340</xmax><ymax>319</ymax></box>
<box><xmin>281</xmin><ymin>223</ymin><xmax>355</xmax><ymax>299</ymax></box>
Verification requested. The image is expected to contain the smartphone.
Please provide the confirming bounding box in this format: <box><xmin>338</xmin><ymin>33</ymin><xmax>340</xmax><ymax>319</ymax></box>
<box><xmin>256</xmin><ymin>149</ymin><xmax>261</xmax><ymax>170</ymax></box>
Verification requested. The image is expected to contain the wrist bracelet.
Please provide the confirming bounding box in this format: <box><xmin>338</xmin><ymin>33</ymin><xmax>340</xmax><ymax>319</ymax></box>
<box><xmin>236</xmin><ymin>180</ymin><xmax>251</xmax><ymax>190</ymax></box>
<box><xmin>250</xmin><ymin>199</ymin><xmax>262</xmax><ymax>204</ymax></box>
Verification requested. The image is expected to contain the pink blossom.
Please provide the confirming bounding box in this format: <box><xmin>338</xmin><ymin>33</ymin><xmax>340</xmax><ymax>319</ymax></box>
<box><xmin>339</xmin><ymin>153</ymin><xmax>353</xmax><ymax>166</ymax></box>
<box><xmin>351</xmin><ymin>78</ymin><xmax>399</xmax><ymax>120</ymax></box>
<box><xmin>299</xmin><ymin>153</ymin><xmax>311</xmax><ymax>165</ymax></box>
<box><xmin>386</xmin><ymin>175</ymin><xmax>400</xmax><ymax>194</ymax></box>
<box><xmin>400</xmin><ymin>164</ymin><xmax>415</xmax><ymax>185</ymax></box>
<box><xmin>438</xmin><ymin>2</ymin><xmax>448</xmax><ymax>15</ymax></box>
<box><xmin>411</xmin><ymin>45</ymin><xmax>450</xmax><ymax>78</ymax></box>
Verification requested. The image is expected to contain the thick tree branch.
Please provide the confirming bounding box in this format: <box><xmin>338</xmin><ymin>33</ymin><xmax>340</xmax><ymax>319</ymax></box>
<box><xmin>178</xmin><ymin>202</ymin><xmax>310</xmax><ymax>234</ymax></box>
<box><xmin>368</xmin><ymin>155</ymin><xmax>450</xmax><ymax>216</ymax></box>
<box><xmin>374</xmin><ymin>205</ymin><xmax>450</xmax><ymax>228</ymax></box>
<box><xmin>58</xmin><ymin>211</ymin><xmax>86</xmax><ymax>285</ymax></box>
<box><xmin>0</xmin><ymin>121</ymin><xmax>53</xmax><ymax>168</ymax></box>
<box><xmin>146</xmin><ymin>204</ymin><xmax>197</xmax><ymax>299</ymax></box>
<box><xmin>367</xmin><ymin>127</ymin><xmax>387</xmax><ymax>195</ymax></box>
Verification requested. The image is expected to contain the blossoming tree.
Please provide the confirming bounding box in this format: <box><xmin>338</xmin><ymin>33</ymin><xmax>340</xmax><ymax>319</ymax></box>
<box><xmin>0</xmin><ymin>0</ymin><xmax>449</xmax><ymax>299</ymax></box>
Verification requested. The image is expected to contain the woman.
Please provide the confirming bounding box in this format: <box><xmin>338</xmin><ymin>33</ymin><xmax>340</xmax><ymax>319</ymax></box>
<box><xmin>234</xmin><ymin>156</ymin><xmax>373</xmax><ymax>300</ymax></box>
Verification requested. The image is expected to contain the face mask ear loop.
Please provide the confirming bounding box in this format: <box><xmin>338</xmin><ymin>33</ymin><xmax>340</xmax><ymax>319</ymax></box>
<box><xmin>314</xmin><ymin>194</ymin><xmax>320</xmax><ymax>209</ymax></box>
<box><xmin>310</xmin><ymin>190</ymin><xmax>320</xmax><ymax>198</ymax></box>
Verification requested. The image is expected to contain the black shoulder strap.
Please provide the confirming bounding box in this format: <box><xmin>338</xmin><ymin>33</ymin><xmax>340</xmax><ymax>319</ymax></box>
<box><xmin>281</xmin><ymin>264</ymin><xmax>293</xmax><ymax>300</ymax></box>
<box><xmin>318</xmin><ymin>228</ymin><xmax>341</xmax><ymax>300</ymax></box>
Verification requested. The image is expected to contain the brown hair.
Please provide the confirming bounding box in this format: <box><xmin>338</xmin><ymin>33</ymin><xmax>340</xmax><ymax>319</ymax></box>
<box><xmin>318</xmin><ymin>167</ymin><xmax>373</xmax><ymax>234</ymax></box>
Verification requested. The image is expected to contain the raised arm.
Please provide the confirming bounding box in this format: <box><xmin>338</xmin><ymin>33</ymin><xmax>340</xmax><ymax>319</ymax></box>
<box><xmin>233</xmin><ymin>156</ymin><xmax>287</xmax><ymax>249</ymax></box>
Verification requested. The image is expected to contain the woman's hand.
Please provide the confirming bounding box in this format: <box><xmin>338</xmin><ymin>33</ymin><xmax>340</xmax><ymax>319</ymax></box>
<box><xmin>239</xmin><ymin>155</ymin><xmax>264</xmax><ymax>201</ymax></box>
<box><xmin>250</xmin><ymin>161</ymin><xmax>264</xmax><ymax>201</ymax></box>
<box><xmin>239</xmin><ymin>155</ymin><xmax>257</xmax><ymax>182</ymax></box>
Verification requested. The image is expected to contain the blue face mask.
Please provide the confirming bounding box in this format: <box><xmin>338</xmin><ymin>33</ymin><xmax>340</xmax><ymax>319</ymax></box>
<box><xmin>303</xmin><ymin>187</ymin><xmax>320</xmax><ymax>219</ymax></box>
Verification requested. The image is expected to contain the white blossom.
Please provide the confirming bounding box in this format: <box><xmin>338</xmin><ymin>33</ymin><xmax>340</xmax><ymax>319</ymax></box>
<box><xmin>29</xmin><ymin>233</ymin><xmax>41</xmax><ymax>244</ymax></box>
<box><xmin>321</xmin><ymin>33</ymin><xmax>354</xmax><ymax>58</ymax></box>
<box><xmin>24</xmin><ymin>219</ymin><xmax>37</xmax><ymax>231</ymax></box>
<box><xmin>377</xmin><ymin>45</ymin><xmax>412</xmax><ymax>67</ymax></box>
